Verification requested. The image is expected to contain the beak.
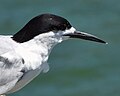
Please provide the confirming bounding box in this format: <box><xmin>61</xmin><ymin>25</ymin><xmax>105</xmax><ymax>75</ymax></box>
<box><xmin>64</xmin><ymin>31</ymin><xmax>107</xmax><ymax>44</ymax></box>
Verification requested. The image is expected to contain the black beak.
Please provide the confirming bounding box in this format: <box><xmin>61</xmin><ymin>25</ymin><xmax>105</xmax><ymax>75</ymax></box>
<box><xmin>64</xmin><ymin>31</ymin><xmax>107</xmax><ymax>44</ymax></box>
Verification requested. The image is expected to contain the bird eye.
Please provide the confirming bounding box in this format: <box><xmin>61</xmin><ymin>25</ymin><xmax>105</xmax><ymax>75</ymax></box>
<box><xmin>59</xmin><ymin>24</ymin><xmax>66</xmax><ymax>30</ymax></box>
<box><xmin>63</xmin><ymin>24</ymin><xmax>67</xmax><ymax>28</ymax></box>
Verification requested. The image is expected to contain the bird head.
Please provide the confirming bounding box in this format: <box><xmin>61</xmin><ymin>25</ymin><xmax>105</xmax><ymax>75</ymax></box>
<box><xmin>12</xmin><ymin>13</ymin><xmax>107</xmax><ymax>44</ymax></box>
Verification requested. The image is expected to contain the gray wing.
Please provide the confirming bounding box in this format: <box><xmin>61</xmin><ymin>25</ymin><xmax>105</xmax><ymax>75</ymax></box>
<box><xmin>0</xmin><ymin>52</ymin><xmax>25</xmax><ymax>95</ymax></box>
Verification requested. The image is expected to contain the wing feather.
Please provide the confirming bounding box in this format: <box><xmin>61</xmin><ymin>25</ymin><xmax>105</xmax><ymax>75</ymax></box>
<box><xmin>0</xmin><ymin>52</ymin><xmax>25</xmax><ymax>95</ymax></box>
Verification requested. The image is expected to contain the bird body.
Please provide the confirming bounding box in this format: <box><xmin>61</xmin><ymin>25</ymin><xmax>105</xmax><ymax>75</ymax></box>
<box><xmin>0</xmin><ymin>13</ymin><xmax>107</xmax><ymax>95</ymax></box>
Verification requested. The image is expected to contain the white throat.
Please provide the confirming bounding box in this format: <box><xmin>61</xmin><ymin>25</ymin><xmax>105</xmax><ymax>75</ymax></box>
<box><xmin>33</xmin><ymin>31</ymin><xmax>64</xmax><ymax>52</ymax></box>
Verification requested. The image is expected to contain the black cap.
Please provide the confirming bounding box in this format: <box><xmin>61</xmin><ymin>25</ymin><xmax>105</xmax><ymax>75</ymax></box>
<box><xmin>12</xmin><ymin>13</ymin><xmax>72</xmax><ymax>43</ymax></box>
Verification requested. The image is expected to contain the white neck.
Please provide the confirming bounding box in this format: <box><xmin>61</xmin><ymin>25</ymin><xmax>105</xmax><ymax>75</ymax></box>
<box><xmin>33</xmin><ymin>31</ymin><xmax>65</xmax><ymax>53</ymax></box>
<box><xmin>15</xmin><ymin>31</ymin><xmax>63</xmax><ymax>70</ymax></box>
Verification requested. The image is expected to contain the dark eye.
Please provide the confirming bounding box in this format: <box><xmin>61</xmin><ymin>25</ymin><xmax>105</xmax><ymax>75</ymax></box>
<box><xmin>59</xmin><ymin>24</ymin><xmax>66</xmax><ymax>30</ymax></box>
<box><xmin>51</xmin><ymin>24</ymin><xmax>66</xmax><ymax>31</ymax></box>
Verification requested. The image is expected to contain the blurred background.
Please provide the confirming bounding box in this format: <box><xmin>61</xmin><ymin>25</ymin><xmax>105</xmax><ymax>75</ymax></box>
<box><xmin>0</xmin><ymin>0</ymin><xmax>119</xmax><ymax>96</ymax></box>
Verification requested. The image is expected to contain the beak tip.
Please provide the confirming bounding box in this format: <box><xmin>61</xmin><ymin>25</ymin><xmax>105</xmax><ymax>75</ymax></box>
<box><xmin>105</xmin><ymin>42</ymin><xmax>108</xmax><ymax>44</ymax></box>
<box><xmin>96</xmin><ymin>40</ymin><xmax>108</xmax><ymax>44</ymax></box>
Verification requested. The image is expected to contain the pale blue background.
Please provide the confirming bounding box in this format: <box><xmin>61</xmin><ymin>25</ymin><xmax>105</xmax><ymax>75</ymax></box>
<box><xmin>0</xmin><ymin>0</ymin><xmax>119</xmax><ymax>96</ymax></box>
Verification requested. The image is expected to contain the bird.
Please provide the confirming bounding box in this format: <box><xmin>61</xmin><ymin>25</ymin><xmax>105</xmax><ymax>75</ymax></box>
<box><xmin>0</xmin><ymin>13</ymin><xmax>107</xmax><ymax>96</ymax></box>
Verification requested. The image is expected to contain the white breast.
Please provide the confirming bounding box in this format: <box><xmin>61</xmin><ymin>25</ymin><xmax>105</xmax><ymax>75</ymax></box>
<box><xmin>6</xmin><ymin>43</ymin><xmax>50</xmax><ymax>94</ymax></box>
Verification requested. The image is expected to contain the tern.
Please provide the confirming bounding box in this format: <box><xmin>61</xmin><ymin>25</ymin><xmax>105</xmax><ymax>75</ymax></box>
<box><xmin>0</xmin><ymin>13</ymin><xmax>107</xmax><ymax>96</ymax></box>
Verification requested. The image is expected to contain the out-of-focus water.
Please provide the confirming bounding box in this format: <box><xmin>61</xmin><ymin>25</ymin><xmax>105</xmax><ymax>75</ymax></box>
<box><xmin>0</xmin><ymin>0</ymin><xmax>119</xmax><ymax>96</ymax></box>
